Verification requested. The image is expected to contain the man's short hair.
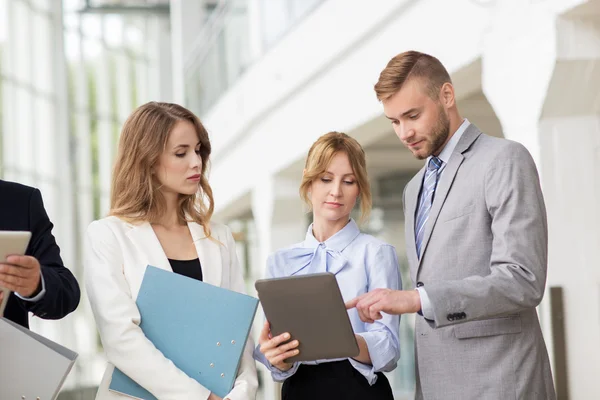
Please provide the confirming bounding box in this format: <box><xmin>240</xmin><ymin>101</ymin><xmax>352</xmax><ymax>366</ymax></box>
<box><xmin>374</xmin><ymin>50</ymin><xmax>452</xmax><ymax>101</ymax></box>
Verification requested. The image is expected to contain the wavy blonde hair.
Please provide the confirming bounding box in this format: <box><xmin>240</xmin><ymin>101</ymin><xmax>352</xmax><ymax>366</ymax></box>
<box><xmin>299</xmin><ymin>131</ymin><xmax>372</xmax><ymax>224</ymax></box>
<box><xmin>110</xmin><ymin>102</ymin><xmax>214</xmax><ymax>237</ymax></box>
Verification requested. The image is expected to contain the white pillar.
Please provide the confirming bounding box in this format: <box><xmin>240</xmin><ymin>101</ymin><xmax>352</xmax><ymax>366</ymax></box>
<box><xmin>481</xmin><ymin>0</ymin><xmax>558</xmax><ymax>165</ymax></box>
<box><xmin>170</xmin><ymin>0</ymin><xmax>207</xmax><ymax>104</ymax></box>
<box><xmin>66</xmin><ymin>10</ymin><xmax>102</xmax><ymax>390</ymax></box>
<box><xmin>50</xmin><ymin>0</ymin><xmax>77</xmax><ymax>303</ymax></box>
<box><xmin>95</xmin><ymin>21</ymin><xmax>115</xmax><ymax>217</ymax></box>
<box><xmin>146</xmin><ymin>15</ymin><xmax>173</xmax><ymax>102</ymax></box>
<box><xmin>482</xmin><ymin>2</ymin><xmax>600</xmax><ymax>398</ymax></box>
<box><xmin>254</xmin><ymin>177</ymin><xmax>309</xmax><ymax>269</ymax></box>
<box><xmin>251</xmin><ymin>174</ymin><xmax>307</xmax><ymax>400</ymax></box>
<box><xmin>538</xmin><ymin>12</ymin><xmax>600</xmax><ymax>399</ymax></box>
<box><xmin>247</xmin><ymin>0</ymin><xmax>264</xmax><ymax>61</ymax></box>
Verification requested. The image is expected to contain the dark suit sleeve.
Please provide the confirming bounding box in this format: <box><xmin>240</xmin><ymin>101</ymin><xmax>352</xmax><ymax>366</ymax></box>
<box><xmin>20</xmin><ymin>189</ymin><xmax>80</xmax><ymax>319</ymax></box>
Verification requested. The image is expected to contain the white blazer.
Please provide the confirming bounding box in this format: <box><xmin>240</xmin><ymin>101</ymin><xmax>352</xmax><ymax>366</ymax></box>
<box><xmin>85</xmin><ymin>216</ymin><xmax>258</xmax><ymax>400</ymax></box>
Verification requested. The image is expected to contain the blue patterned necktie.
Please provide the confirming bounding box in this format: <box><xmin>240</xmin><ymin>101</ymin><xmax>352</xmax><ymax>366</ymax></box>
<box><xmin>415</xmin><ymin>156</ymin><xmax>443</xmax><ymax>258</ymax></box>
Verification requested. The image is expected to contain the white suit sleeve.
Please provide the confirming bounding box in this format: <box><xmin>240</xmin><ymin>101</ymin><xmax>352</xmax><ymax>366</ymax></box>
<box><xmin>85</xmin><ymin>220</ymin><xmax>212</xmax><ymax>399</ymax></box>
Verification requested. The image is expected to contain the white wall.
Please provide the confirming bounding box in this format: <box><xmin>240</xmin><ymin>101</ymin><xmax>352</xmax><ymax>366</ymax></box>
<box><xmin>204</xmin><ymin>0</ymin><xmax>493</xmax><ymax>217</ymax></box>
<box><xmin>540</xmin><ymin>115</ymin><xmax>600</xmax><ymax>398</ymax></box>
<box><xmin>201</xmin><ymin>0</ymin><xmax>600</xmax><ymax>398</ymax></box>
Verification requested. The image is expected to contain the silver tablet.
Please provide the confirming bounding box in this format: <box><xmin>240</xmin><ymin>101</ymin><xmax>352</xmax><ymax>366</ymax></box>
<box><xmin>255</xmin><ymin>272</ymin><xmax>359</xmax><ymax>363</ymax></box>
<box><xmin>0</xmin><ymin>231</ymin><xmax>32</xmax><ymax>317</ymax></box>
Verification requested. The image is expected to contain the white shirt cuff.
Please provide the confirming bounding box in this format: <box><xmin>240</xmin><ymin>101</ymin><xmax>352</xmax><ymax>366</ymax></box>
<box><xmin>416</xmin><ymin>286</ymin><xmax>434</xmax><ymax>320</ymax></box>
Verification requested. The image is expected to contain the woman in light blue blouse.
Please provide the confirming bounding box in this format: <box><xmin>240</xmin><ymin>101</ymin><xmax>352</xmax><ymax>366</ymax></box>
<box><xmin>254</xmin><ymin>131</ymin><xmax>401</xmax><ymax>400</ymax></box>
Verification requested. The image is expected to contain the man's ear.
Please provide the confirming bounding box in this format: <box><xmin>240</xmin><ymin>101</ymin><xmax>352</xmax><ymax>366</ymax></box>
<box><xmin>440</xmin><ymin>82</ymin><xmax>455</xmax><ymax>108</ymax></box>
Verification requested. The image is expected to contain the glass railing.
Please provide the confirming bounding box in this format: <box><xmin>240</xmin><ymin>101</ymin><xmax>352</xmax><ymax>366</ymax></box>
<box><xmin>184</xmin><ymin>0</ymin><xmax>325</xmax><ymax>117</ymax></box>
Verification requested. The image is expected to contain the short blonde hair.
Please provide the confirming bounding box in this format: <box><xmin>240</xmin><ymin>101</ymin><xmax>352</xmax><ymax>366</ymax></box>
<box><xmin>374</xmin><ymin>50</ymin><xmax>452</xmax><ymax>101</ymax></box>
<box><xmin>299</xmin><ymin>132</ymin><xmax>372</xmax><ymax>224</ymax></box>
<box><xmin>110</xmin><ymin>102</ymin><xmax>214</xmax><ymax>237</ymax></box>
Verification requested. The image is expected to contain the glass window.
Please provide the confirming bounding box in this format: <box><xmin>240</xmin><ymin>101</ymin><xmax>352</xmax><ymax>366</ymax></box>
<box><xmin>259</xmin><ymin>0</ymin><xmax>288</xmax><ymax>48</ymax></box>
<box><xmin>32</xmin><ymin>12</ymin><xmax>54</xmax><ymax>94</ymax></box>
<box><xmin>14</xmin><ymin>86</ymin><xmax>34</xmax><ymax>175</ymax></box>
<box><xmin>259</xmin><ymin>0</ymin><xmax>323</xmax><ymax>48</ymax></box>
<box><xmin>34</xmin><ymin>96</ymin><xmax>56</xmax><ymax>178</ymax></box>
<box><xmin>186</xmin><ymin>0</ymin><xmax>325</xmax><ymax>117</ymax></box>
<box><xmin>81</xmin><ymin>13</ymin><xmax>103</xmax><ymax>39</ymax></box>
<box><xmin>0</xmin><ymin>0</ymin><xmax>8</xmax><ymax>44</ymax></box>
<box><xmin>13</xmin><ymin>1</ymin><xmax>32</xmax><ymax>84</ymax></box>
<box><xmin>31</xmin><ymin>0</ymin><xmax>53</xmax><ymax>12</ymax></box>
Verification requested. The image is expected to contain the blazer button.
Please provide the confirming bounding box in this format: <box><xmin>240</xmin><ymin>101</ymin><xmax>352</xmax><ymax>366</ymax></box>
<box><xmin>447</xmin><ymin>314</ymin><xmax>454</xmax><ymax>321</ymax></box>
<box><xmin>460</xmin><ymin>312</ymin><xmax>466</xmax><ymax>319</ymax></box>
<box><xmin>416</xmin><ymin>282</ymin><xmax>424</xmax><ymax>287</ymax></box>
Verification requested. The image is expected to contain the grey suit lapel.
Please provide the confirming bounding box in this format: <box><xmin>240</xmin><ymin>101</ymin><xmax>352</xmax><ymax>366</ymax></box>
<box><xmin>416</xmin><ymin>124</ymin><xmax>482</xmax><ymax>270</ymax></box>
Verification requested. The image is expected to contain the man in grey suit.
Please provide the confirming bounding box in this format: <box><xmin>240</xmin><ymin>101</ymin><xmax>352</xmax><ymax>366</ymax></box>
<box><xmin>346</xmin><ymin>51</ymin><xmax>556</xmax><ymax>399</ymax></box>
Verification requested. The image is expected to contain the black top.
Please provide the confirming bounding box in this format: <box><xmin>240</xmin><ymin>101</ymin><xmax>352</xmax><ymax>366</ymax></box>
<box><xmin>168</xmin><ymin>258</ymin><xmax>203</xmax><ymax>282</ymax></box>
<box><xmin>0</xmin><ymin>179</ymin><xmax>80</xmax><ymax>329</ymax></box>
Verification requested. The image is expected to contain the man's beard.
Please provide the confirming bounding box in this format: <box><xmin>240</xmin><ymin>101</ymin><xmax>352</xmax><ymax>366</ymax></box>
<box><xmin>418</xmin><ymin>106</ymin><xmax>450</xmax><ymax>160</ymax></box>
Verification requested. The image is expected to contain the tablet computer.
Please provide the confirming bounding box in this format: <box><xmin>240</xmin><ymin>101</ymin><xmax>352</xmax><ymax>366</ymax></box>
<box><xmin>255</xmin><ymin>272</ymin><xmax>359</xmax><ymax>363</ymax></box>
<box><xmin>0</xmin><ymin>231</ymin><xmax>32</xmax><ymax>317</ymax></box>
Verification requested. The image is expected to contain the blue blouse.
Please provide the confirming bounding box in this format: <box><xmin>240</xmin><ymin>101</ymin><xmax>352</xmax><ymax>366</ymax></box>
<box><xmin>253</xmin><ymin>219</ymin><xmax>401</xmax><ymax>385</ymax></box>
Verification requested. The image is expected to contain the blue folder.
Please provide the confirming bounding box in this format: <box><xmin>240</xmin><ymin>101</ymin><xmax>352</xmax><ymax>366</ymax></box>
<box><xmin>109</xmin><ymin>265</ymin><xmax>258</xmax><ymax>399</ymax></box>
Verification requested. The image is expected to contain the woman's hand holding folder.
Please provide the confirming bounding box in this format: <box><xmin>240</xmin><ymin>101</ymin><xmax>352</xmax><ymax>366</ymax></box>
<box><xmin>208</xmin><ymin>393</ymin><xmax>230</xmax><ymax>400</ymax></box>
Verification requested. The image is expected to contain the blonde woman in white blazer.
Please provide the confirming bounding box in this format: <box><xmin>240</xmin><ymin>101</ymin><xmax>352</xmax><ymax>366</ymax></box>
<box><xmin>85</xmin><ymin>102</ymin><xmax>258</xmax><ymax>400</ymax></box>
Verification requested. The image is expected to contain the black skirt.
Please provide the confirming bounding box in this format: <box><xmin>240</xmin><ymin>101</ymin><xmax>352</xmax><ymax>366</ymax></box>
<box><xmin>281</xmin><ymin>360</ymin><xmax>394</xmax><ymax>400</ymax></box>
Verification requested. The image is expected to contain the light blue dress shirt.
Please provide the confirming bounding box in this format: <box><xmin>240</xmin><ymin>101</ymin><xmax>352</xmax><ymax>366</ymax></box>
<box><xmin>253</xmin><ymin>219</ymin><xmax>401</xmax><ymax>385</ymax></box>
<box><xmin>416</xmin><ymin>118</ymin><xmax>470</xmax><ymax>320</ymax></box>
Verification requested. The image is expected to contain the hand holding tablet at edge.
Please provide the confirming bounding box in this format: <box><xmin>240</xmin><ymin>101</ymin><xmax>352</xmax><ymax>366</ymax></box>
<box><xmin>258</xmin><ymin>320</ymin><xmax>300</xmax><ymax>372</ymax></box>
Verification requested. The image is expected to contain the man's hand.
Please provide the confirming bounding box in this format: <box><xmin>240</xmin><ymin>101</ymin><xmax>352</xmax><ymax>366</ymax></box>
<box><xmin>346</xmin><ymin>288</ymin><xmax>421</xmax><ymax>323</ymax></box>
<box><xmin>258</xmin><ymin>321</ymin><xmax>299</xmax><ymax>372</ymax></box>
<box><xmin>0</xmin><ymin>255</ymin><xmax>42</xmax><ymax>298</ymax></box>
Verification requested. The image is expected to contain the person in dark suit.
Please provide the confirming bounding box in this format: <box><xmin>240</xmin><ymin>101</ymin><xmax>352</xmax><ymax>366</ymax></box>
<box><xmin>0</xmin><ymin>179</ymin><xmax>80</xmax><ymax>328</ymax></box>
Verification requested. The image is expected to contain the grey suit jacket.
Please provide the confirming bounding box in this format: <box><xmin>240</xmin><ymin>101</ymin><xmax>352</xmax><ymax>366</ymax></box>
<box><xmin>403</xmin><ymin>124</ymin><xmax>556</xmax><ymax>400</ymax></box>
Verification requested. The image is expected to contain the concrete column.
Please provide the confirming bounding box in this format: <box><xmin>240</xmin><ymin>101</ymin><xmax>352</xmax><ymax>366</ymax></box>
<box><xmin>28</xmin><ymin>0</ymin><xmax>81</xmax><ymax>387</ymax></box>
<box><xmin>247</xmin><ymin>0</ymin><xmax>264</xmax><ymax>61</ymax></box>
<box><xmin>482</xmin><ymin>1</ymin><xmax>600</xmax><ymax>397</ymax></box>
<box><xmin>252</xmin><ymin>175</ymin><xmax>307</xmax><ymax>273</ymax></box>
<box><xmin>539</xmin><ymin>9</ymin><xmax>600</xmax><ymax>399</ymax></box>
<box><xmin>170</xmin><ymin>0</ymin><xmax>207</xmax><ymax>104</ymax></box>
<box><xmin>49</xmin><ymin>0</ymin><xmax>77</xmax><ymax>302</ymax></box>
<box><xmin>64</xmin><ymin>13</ymin><xmax>106</xmax><ymax>389</ymax></box>
<box><xmin>146</xmin><ymin>15</ymin><xmax>173</xmax><ymax>102</ymax></box>
<box><xmin>2</xmin><ymin>0</ymin><xmax>35</xmax><ymax>183</ymax></box>
<box><xmin>95</xmin><ymin>22</ymin><xmax>115</xmax><ymax>217</ymax></box>
<box><xmin>481</xmin><ymin>0</ymin><xmax>558</xmax><ymax>165</ymax></box>
<box><xmin>251</xmin><ymin>174</ymin><xmax>307</xmax><ymax>400</ymax></box>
